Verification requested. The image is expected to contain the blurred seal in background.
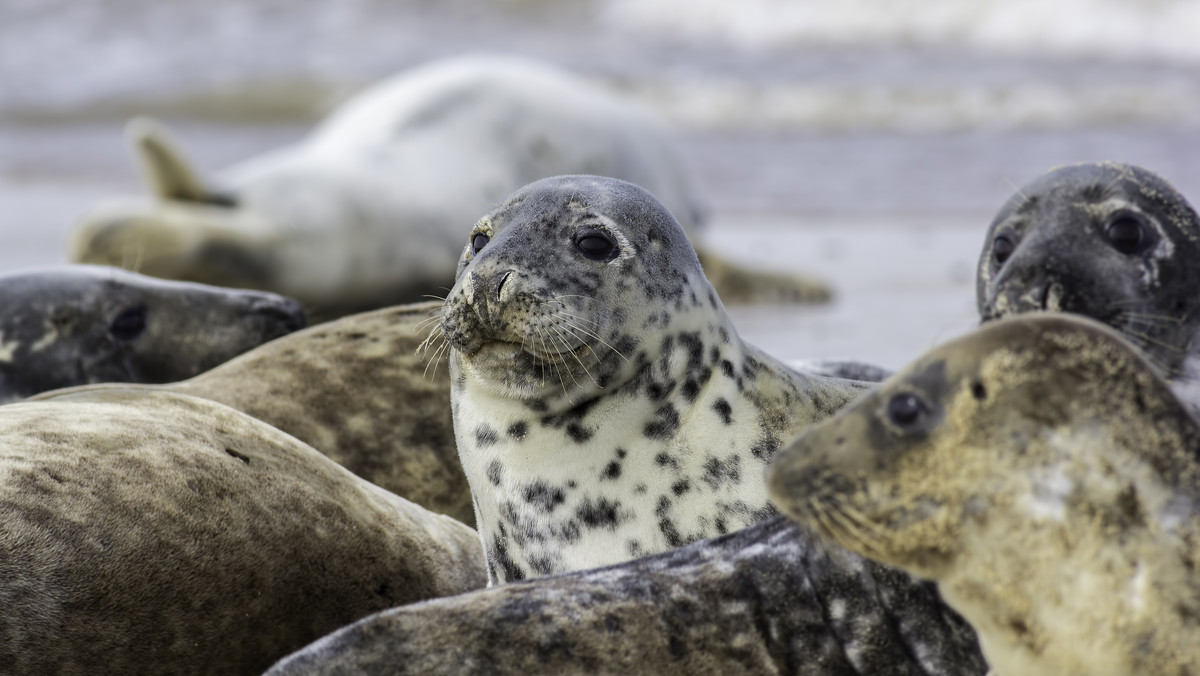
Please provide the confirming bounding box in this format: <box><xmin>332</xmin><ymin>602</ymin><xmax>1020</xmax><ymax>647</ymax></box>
<box><xmin>71</xmin><ymin>55</ymin><xmax>830</xmax><ymax>319</ymax></box>
<box><xmin>0</xmin><ymin>264</ymin><xmax>304</xmax><ymax>403</ymax></box>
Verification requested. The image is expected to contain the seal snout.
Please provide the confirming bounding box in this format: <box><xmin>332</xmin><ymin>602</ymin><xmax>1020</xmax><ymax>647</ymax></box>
<box><xmin>245</xmin><ymin>294</ymin><xmax>308</xmax><ymax>335</ymax></box>
<box><xmin>983</xmin><ymin>279</ymin><xmax>1066</xmax><ymax>321</ymax></box>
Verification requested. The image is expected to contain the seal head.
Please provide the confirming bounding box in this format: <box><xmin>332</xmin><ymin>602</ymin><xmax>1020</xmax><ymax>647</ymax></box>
<box><xmin>976</xmin><ymin>162</ymin><xmax>1200</xmax><ymax>380</ymax></box>
<box><xmin>441</xmin><ymin>174</ymin><xmax>701</xmax><ymax>413</ymax></box>
<box><xmin>0</xmin><ymin>265</ymin><xmax>305</xmax><ymax>401</ymax></box>
<box><xmin>768</xmin><ymin>313</ymin><xmax>1200</xmax><ymax>675</ymax></box>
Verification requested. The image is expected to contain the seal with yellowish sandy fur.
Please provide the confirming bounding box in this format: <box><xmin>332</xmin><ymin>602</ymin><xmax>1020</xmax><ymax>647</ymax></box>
<box><xmin>438</xmin><ymin>175</ymin><xmax>867</xmax><ymax>583</ymax></box>
<box><xmin>33</xmin><ymin>300</ymin><xmax>473</xmax><ymax>526</ymax></box>
<box><xmin>768</xmin><ymin>313</ymin><xmax>1200</xmax><ymax>676</ymax></box>
<box><xmin>71</xmin><ymin>55</ymin><xmax>829</xmax><ymax>319</ymax></box>
<box><xmin>0</xmin><ymin>387</ymin><xmax>485</xmax><ymax>675</ymax></box>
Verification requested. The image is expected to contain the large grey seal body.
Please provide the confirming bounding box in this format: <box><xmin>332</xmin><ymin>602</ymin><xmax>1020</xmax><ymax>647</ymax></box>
<box><xmin>266</xmin><ymin>515</ymin><xmax>987</xmax><ymax>676</ymax></box>
<box><xmin>976</xmin><ymin>161</ymin><xmax>1200</xmax><ymax>408</ymax></box>
<box><xmin>768</xmin><ymin>314</ymin><xmax>1200</xmax><ymax>676</ymax></box>
<box><xmin>33</xmin><ymin>300</ymin><xmax>473</xmax><ymax>526</ymax></box>
<box><xmin>71</xmin><ymin>55</ymin><xmax>828</xmax><ymax>318</ymax></box>
<box><xmin>437</xmin><ymin>175</ymin><xmax>868</xmax><ymax>583</ymax></box>
<box><xmin>0</xmin><ymin>265</ymin><xmax>304</xmax><ymax>402</ymax></box>
<box><xmin>0</xmin><ymin>387</ymin><xmax>484</xmax><ymax>675</ymax></box>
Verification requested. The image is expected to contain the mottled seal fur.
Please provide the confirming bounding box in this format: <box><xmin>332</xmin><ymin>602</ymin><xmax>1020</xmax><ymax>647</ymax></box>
<box><xmin>32</xmin><ymin>301</ymin><xmax>473</xmax><ymax>526</ymax></box>
<box><xmin>0</xmin><ymin>265</ymin><xmax>304</xmax><ymax>402</ymax></box>
<box><xmin>0</xmin><ymin>387</ymin><xmax>484</xmax><ymax>675</ymax></box>
<box><xmin>976</xmin><ymin>161</ymin><xmax>1200</xmax><ymax>407</ymax></box>
<box><xmin>437</xmin><ymin>175</ymin><xmax>867</xmax><ymax>583</ymax></box>
<box><xmin>768</xmin><ymin>314</ymin><xmax>1200</xmax><ymax>676</ymax></box>
<box><xmin>70</xmin><ymin>55</ymin><xmax>829</xmax><ymax>318</ymax></box>
<box><xmin>266</xmin><ymin>515</ymin><xmax>987</xmax><ymax>676</ymax></box>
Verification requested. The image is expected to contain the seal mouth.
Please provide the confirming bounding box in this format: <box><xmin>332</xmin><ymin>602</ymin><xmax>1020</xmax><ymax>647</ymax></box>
<box><xmin>473</xmin><ymin>336</ymin><xmax>590</xmax><ymax>366</ymax></box>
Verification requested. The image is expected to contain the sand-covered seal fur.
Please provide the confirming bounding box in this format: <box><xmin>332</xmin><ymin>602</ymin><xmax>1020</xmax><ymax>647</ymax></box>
<box><xmin>70</xmin><ymin>55</ymin><xmax>829</xmax><ymax>317</ymax></box>
<box><xmin>34</xmin><ymin>301</ymin><xmax>472</xmax><ymax>526</ymax></box>
<box><xmin>266</xmin><ymin>515</ymin><xmax>987</xmax><ymax>676</ymax></box>
<box><xmin>0</xmin><ymin>265</ymin><xmax>304</xmax><ymax>402</ymax></box>
<box><xmin>0</xmin><ymin>388</ymin><xmax>484</xmax><ymax>675</ymax></box>
<box><xmin>436</xmin><ymin>175</ymin><xmax>867</xmax><ymax>583</ymax></box>
<box><xmin>768</xmin><ymin>314</ymin><xmax>1200</xmax><ymax>676</ymax></box>
<box><xmin>976</xmin><ymin>161</ymin><xmax>1200</xmax><ymax>408</ymax></box>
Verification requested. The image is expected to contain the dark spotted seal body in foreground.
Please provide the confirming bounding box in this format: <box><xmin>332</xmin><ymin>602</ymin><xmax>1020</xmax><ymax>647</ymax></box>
<box><xmin>35</xmin><ymin>301</ymin><xmax>474</xmax><ymax>526</ymax></box>
<box><xmin>0</xmin><ymin>265</ymin><xmax>305</xmax><ymax>402</ymax></box>
<box><xmin>266</xmin><ymin>515</ymin><xmax>987</xmax><ymax>676</ymax></box>
<box><xmin>976</xmin><ymin>161</ymin><xmax>1200</xmax><ymax>408</ymax></box>
<box><xmin>768</xmin><ymin>314</ymin><xmax>1200</xmax><ymax>676</ymax></box>
<box><xmin>0</xmin><ymin>388</ymin><xmax>484</xmax><ymax>675</ymax></box>
<box><xmin>437</xmin><ymin>175</ymin><xmax>868</xmax><ymax>583</ymax></box>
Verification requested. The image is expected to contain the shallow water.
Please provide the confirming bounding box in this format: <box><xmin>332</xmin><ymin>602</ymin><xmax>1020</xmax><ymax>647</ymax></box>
<box><xmin>3</xmin><ymin>0</ymin><xmax>1200</xmax><ymax>369</ymax></box>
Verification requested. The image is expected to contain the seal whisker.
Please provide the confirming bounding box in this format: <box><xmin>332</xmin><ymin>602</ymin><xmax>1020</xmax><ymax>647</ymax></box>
<box><xmin>1001</xmin><ymin>175</ymin><xmax>1031</xmax><ymax>208</ymax></box>
<box><xmin>810</xmin><ymin>499</ymin><xmax>876</xmax><ymax>558</ymax></box>
<box><xmin>416</xmin><ymin>323</ymin><xmax>443</xmax><ymax>355</ymax></box>
<box><xmin>1106</xmin><ymin>298</ymin><xmax>1159</xmax><ymax>308</ymax></box>
<box><xmin>422</xmin><ymin>334</ymin><xmax>451</xmax><ymax>381</ymax></box>
<box><xmin>549</xmin><ymin>308</ymin><xmax>606</xmax><ymax>330</ymax></box>
<box><xmin>413</xmin><ymin>314</ymin><xmax>445</xmax><ymax>332</ymax></box>
<box><xmin>824</xmin><ymin>502</ymin><xmax>887</xmax><ymax>560</ymax></box>
<box><xmin>547</xmin><ymin>328</ymin><xmax>588</xmax><ymax>390</ymax></box>
<box><xmin>1112</xmin><ymin>310</ymin><xmax>1184</xmax><ymax>326</ymax></box>
<box><xmin>548</xmin><ymin>312</ymin><xmax>631</xmax><ymax>363</ymax></box>
<box><xmin>550</xmin><ymin>325</ymin><xmax>601</xmax><ymax>388</ymax></box>
<box><xmin>550</xmin><ymin>294</ymin><xmax>620</xmax><ymax>314</ymax></box>
<box><xmin>538</xmin><ymin>328</ymin><xmax>570</xmax><ymax>397</ymax></box>
<box><xmin>1122</xmin><ymin>328</ymin><xmax>1190</xmax><ymax>354</ymax></box>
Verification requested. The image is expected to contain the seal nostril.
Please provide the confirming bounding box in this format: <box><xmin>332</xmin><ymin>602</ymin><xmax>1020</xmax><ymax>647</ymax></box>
<box><xmin>251</xmin><ymin>298</ymin><xmax>308</xmax><ymax>332</ymax></box>
<box><xmin>1042</xmin><ymin>282</ymin><xmax>1064</xmax><ymax>312</ymax></box>
<box><xmin>496</xmin><ymin>270</ymin><xmax>514</xmax><ymax>299</ymax></box>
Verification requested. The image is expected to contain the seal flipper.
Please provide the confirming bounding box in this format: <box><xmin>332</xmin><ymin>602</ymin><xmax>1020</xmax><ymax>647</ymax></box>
<box><xmin>695</xmin><ymin>246</ymin><xmax>832</xmax><ymax>305</ymax></box>
<box><xmin>127</xmin><ymin>117</ymin><xmax>237</xmax><ymax>207</ymax></box>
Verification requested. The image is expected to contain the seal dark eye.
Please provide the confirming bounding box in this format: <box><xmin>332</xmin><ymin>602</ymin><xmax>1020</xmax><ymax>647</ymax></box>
<box><xmin>1106</xmin><ymin>215</ymin><xmax>1147</xmax><ymax>254</ymax></box>
<box><xmin>576</xmin><ymin>233</ymin><xmax>616</xmax><ymax>261</ymax></box>
<box><xmin>993</xmin><ymin>234</ymin><xmax>1015</xmax><ymax>264</ymax></box>
<box><xmin>886</xmin><ymin>392</ymin><xmax>927</xmax><ymax>428</ymax></box>
<box><xmin>109</xmin><ymin>305</ymin><xmax>147</xmax><ymax>341</ymax></box>
<box><xmin>472</xmin><ymin>233</ymin><xmax>490</xmax><ymax>255</ymax></box>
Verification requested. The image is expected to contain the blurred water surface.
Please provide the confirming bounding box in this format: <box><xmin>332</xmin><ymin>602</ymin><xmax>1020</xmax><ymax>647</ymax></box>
<box><xmin>3</xmin><ymin>0</ymin><xmax>1200</xmax><ymax>366</ymax></box>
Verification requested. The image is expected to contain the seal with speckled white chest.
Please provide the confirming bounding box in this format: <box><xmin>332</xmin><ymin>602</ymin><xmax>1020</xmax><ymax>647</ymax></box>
<box><xmin>976</xmin><ymin>161</ymin><xmax>1200</xmax><ymax>409</ymax></box>
<box><xmin>0</xmin><ymin>265</ymin><xmax>305</xmax><ymax>402</ymax></box>
<box><xmin>436</xmin><ymin>175</ymin><xmax>868</xmax><ymax>583</ymax></box>
<box><xmin>768</xmin><ymin>314</ymin><xmax>1200</xmax><ymax>676</ymax></box>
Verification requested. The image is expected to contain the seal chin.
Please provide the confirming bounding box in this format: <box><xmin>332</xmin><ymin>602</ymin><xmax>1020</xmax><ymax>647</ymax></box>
<box><xmin>459</xmin><ymin>340</ymin><xmax>593</xmax><ymax>402</ymax></box>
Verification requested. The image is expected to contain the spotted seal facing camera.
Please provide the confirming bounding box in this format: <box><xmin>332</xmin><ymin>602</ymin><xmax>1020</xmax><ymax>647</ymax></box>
<box><xmin>976</xmin><ymin>161</ymin><xmax>1200</xmax><ymax>408</ymax></box>
<box><xmin>0</xmin><ymin>265</ymin><xmax>305</xmax><ymax>402</ymax></box>
<box><xmin>436</xmin><ymin>175</ymin><xmax>869</xmax><ymax>583</ymax></box>
<box><xmin>70</xmin><ymin>56</ymin><xmax>829</xmax><ymax>319</ymax></box>
<box><xmin>768</xmin><ymin>314</ymin><xmax>1200</xmax><ymax>676</ymax></box>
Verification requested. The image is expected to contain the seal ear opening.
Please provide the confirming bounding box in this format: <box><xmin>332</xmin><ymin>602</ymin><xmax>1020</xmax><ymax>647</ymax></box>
<box><xmin>126</xmin><ymin>117</ymin><xmax>238</xmax><ymax>208</ymax></box>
